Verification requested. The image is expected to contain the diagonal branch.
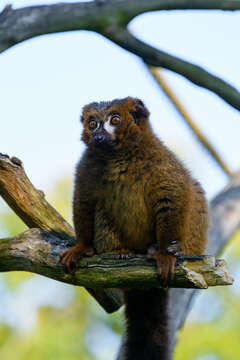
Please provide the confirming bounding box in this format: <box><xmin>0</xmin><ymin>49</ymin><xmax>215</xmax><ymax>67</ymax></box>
<box><xmin>0</xmin><ymin>1</ymin><xmax>240</xmax><ymax>111</ymax></box>
<box><xmin>0</xmin><ymin>228</ymin><xmax>233</xmax><ymax>289</ymax></box>
<box><xmin>0</xmin><ymin>153</ymin><xmax>122</xmax><ymax>313</ymax></box>
<box><xmin>146</xmin><ymin>66</ymin><xmax>233</xmax><ymax>177</ymax></box>
<box><xmin>103</xmin><ymin>27</ymin><xmax>240</xmax><ymax>111</ymax></box>
<box><xmin>0</xmin><ymin>154</ymin><xmax>74</xmax><ymax>240</ymax></box>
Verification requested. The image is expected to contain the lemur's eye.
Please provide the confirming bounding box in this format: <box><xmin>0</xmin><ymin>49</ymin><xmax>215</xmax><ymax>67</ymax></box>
<box><xmin>89</xmin><ymin>120</ymin><xmax>98</xmax><ymax>130</ymax></box>
<box><xmin>110</xmin><ymin>115</ymin><xmax>121</xmax><ymax>126</ymax></box>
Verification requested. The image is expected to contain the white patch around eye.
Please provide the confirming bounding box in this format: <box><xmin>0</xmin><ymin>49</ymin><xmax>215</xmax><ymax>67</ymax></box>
<box><xmin>104</xmin><ymin>119</ymin><xmax>115</xmax><ymax>135</ymax></box>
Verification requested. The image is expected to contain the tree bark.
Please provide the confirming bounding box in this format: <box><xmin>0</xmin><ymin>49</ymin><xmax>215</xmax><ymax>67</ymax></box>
<box><xmin>0</xmin><ymin>153</ymin><xmax>122</xmax><ymax>313</ymax></box>
<box><xmin>0</xmin><ymin>153</ymin><xmax>74</xmax><ymax>240</ymax></box>
<box><xmin>0</xmin><ymin>228</ymin><xmax>233</xmax><ymax>289</ymax></box>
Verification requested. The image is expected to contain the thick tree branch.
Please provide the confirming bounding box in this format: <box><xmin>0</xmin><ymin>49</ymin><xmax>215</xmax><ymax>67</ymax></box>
<box><xmin>103</xmin><ymin>28</ymin><xmax>240</xmax><ymax>111</ymax></box>
<box><xmin>0</xmin><ymin>1</ymin><xmax>240</xmax><ymax>111</ymax></box>
<box><xmin>0</xmin><ymin>153</ymin><xmax>74</xmax><ymax>240</ymax></box>
<box><xmin>0</xmin><ymin>228</ymin><xmax>233</xmax><ymax>289</ymax></box>
<box><xmin>0</xmin><ymin>153</ymin><xmax>122</xmax><ymax>313</ymax></box>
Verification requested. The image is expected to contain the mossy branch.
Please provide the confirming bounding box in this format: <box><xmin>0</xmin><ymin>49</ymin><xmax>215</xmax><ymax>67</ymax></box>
<box><xmin>0</xmin><ymin>153</ymin><xmax>122</xmax><ymax>313</ymax></box>
<box><xmin>0</xmin><ymin>228</ymin><xmax>233</xmax><ymax>289</ymax></box>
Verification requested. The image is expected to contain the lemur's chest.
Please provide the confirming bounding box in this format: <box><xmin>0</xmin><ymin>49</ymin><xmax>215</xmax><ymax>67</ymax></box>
<box><xmin>96</xmin><ymin>164</ymin><xmax>153</xmax><ymax>250</ymax></box>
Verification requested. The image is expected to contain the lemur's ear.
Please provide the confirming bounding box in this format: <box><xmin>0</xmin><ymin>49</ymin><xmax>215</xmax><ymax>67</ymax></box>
<box><xmin>126</xmin><ymin>97</ymin><xmax>150</xmax><ymax>125</ymax></box>
<box><xmin>80</xmin><ymin>102</ymin><xmax>99</xmax><ymax>123</ymax></box>
<box><xmin>80</xmin><ymin>105</ymin><xmax>87</xmax><ymax>123</ymax></box>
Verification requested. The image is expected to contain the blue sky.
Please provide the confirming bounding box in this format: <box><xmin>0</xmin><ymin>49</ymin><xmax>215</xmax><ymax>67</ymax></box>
<box><xmin>0</xmin><ymin>0</ymin><xmax>240</xmax><ymax>204</ymax></box>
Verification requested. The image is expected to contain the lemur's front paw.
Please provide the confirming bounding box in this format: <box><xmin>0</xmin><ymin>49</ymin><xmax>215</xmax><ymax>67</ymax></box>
<box><xmin>147</xmin><ymin>245</ymin><xmax>176</xmax><ymax>286</ymax></box>
<box><xmin>166</xmin><ymin>240</ymin><xmax>184</xmax><ymax>257</ymax></box>
<box><xmin>60</xmin><ymin>244</ymin><xmax>95</xmax><ymax>275</ymax></box>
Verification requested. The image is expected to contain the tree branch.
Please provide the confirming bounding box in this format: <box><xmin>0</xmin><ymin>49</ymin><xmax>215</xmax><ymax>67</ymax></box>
<box><xmin>0</xmin><ymin>153</ymin><xmax>74</xmax><ymax>240</ymax></box>
<box><xmin>103</xmin><ymin>28</ymin><xmax>240</xmax><ymax>111</ymax></box>
<box><xmin>146</xmin><ymin>66</ymin><xmax>233</xmax><ymax>177</ymax></box>
<box><xmin>0</xmin><ymin>228</ymin><xmax>233</xmax><ymax>289</ymax></box>
<box><xmin>0</xmin><ymin>1</ymin><xmax>240</xmax><ymax>111</ymax></box>
<box><xmin>0</xmin><ymin>153</ymin><xmax>122</xmax><ymax>313</ymax></box>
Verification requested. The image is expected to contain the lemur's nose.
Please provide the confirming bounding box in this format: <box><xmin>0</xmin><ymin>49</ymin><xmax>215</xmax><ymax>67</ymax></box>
<box><xmin>94</xmin><ymin>133</ymin><xmax>104</xmax><ymax>143</ymax></box>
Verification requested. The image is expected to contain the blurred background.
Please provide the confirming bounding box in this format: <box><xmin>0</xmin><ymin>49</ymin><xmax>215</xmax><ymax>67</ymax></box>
<box><xmin>0</xmin><ymin>1</ymin><xmax>240</xmax><ymax>359</ymax></box>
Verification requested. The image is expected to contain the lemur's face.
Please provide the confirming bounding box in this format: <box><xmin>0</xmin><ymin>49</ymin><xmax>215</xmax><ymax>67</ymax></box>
<box><xmin>81</xmin><ymin>97</ymin><xmax>149</xmax><ymax>151</ymax></box>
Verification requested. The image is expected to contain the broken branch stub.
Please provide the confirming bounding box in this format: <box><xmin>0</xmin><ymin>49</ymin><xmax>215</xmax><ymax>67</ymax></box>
<box><xmin>0</xmin><ymin>153</ymin><xmax>74</xmax><ymax>240</ymax></box>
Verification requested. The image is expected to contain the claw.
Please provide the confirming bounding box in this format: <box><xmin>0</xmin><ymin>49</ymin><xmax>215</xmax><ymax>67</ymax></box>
<box><xmin>116</xmin><ymin>248</ymin><xmax>135</xmax><ymax>260</ymax></box>
<box><xmin>60</xmin><ymin>244</ymin><xmax>95</xmax><ymax>275</ymax></box>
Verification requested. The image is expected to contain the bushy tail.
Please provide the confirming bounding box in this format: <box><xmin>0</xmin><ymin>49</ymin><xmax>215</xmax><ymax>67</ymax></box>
<box><xmin>118</xmin><ymin>288</ymin><xmax>169</xmax><ymax>360</ymax></box>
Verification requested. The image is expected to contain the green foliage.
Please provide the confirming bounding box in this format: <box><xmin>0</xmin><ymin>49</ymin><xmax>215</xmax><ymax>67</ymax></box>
<box><xmin>0</xmin><ymin>207</ymin><xmax>27</xmax><ymax>237</ymax></box>
<box><xmin>174</xmin><ymin>234</ymin><xmax>240</xmax><ymax>360</ymax></box>
<box><xmin>0</xmin><ymin>323</ymin><xmax>13</xmax><ymax>347</ymax></box>
<box><xmin>47</xmin><ymin>178</ymin><xmax>73</xmax><ymax>224</ymax></box>
<box><xmin>174</xmin><ymin>291</ymin><xmax>240</xmax><ymax>360</ymax></box>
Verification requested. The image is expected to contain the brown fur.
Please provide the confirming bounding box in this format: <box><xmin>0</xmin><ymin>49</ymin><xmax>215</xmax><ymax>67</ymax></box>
<box><xmin>60</xmin><ymin>97</ymin><xmax>208</xmax><ymax>359</ymax></box>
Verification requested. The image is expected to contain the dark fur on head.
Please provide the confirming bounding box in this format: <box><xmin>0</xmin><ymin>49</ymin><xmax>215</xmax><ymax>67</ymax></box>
<box><xmin>80</xmin><ymin>97</ymin><xmax>150</xmax><ymax>151</ymax></box>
